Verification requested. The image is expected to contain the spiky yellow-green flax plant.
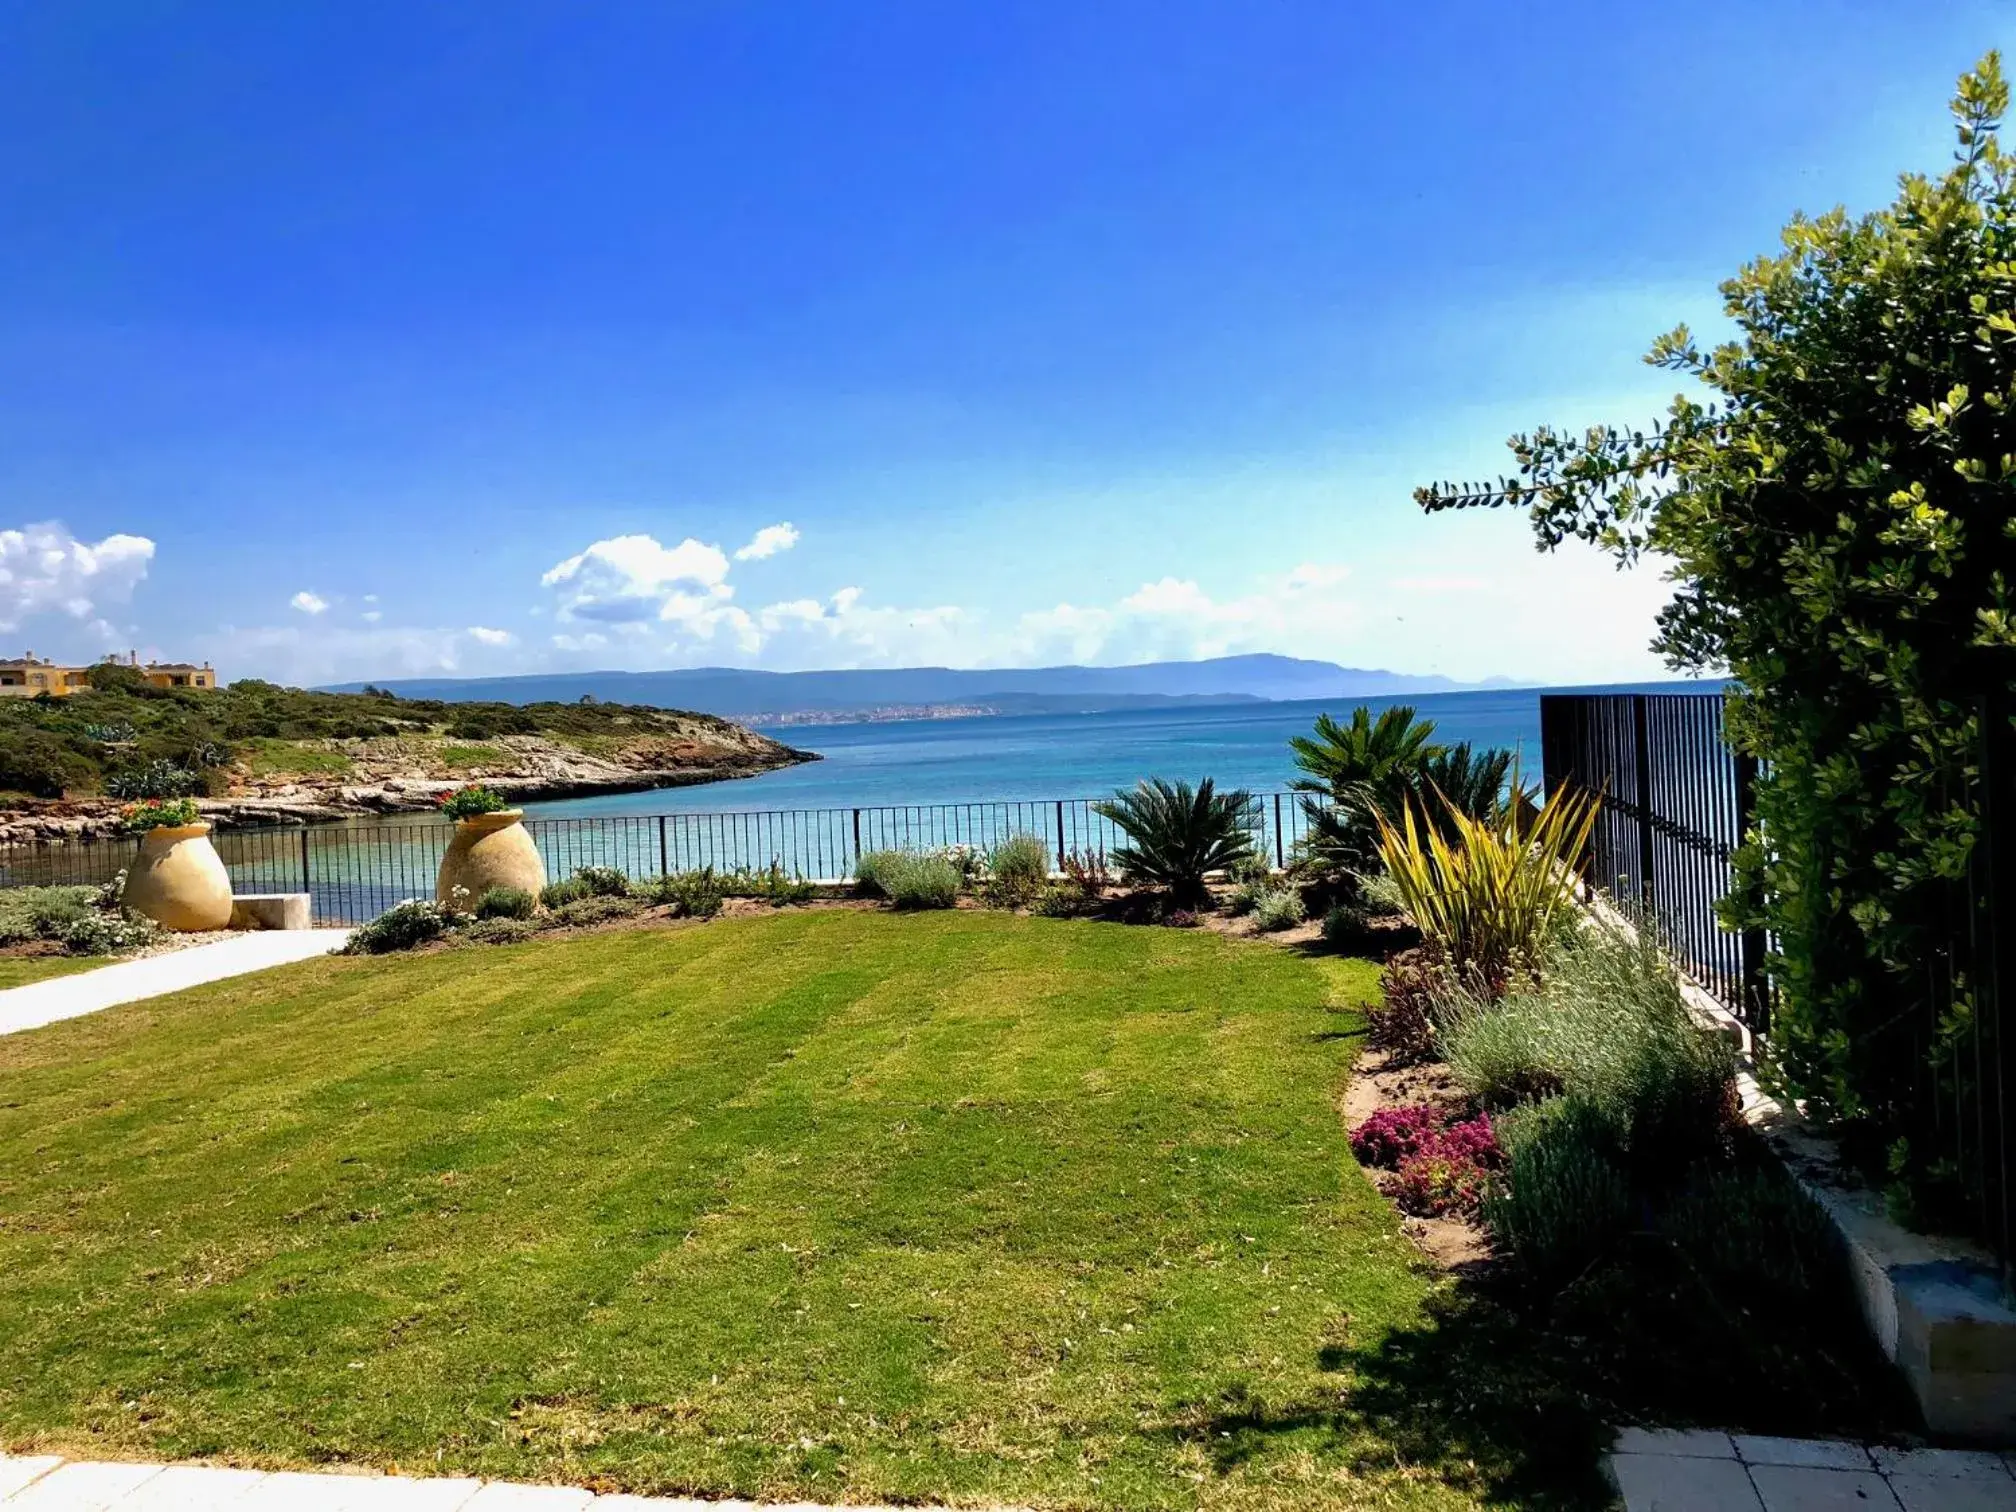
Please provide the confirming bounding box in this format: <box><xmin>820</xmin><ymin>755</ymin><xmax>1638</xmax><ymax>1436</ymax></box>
<box><xmin>1375</xmin><ymin>773</ymin><xmax>1600</xmax><ymax>994</ymax></box>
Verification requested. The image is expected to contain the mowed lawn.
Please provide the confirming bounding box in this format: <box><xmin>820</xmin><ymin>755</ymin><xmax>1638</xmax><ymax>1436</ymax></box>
<box><xmin>0</xmin><ymin>911</ymin><xmax>1594</xmax><ymax>1510</ymax></box>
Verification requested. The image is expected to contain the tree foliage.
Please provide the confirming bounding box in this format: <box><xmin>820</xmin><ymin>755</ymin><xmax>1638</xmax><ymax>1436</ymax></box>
<box><xmin>1416</xmin><ymin>54</ymin><xmax>2016</xmax><ymax>1212</ymax></box>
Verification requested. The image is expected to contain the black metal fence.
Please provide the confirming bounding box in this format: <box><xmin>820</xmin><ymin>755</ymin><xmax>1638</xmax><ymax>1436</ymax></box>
<box><xmin>1542</xmin><ymin>686</ymin><xmax>2016</xmax><ymax>1267</ymax></box>
<box><xmin>0</xmin><ymin>790</ymin><xmax>1324</xmax><ymax>926</ymax></box>
<box><xmin>1539</xmin><ymin>691</ymin><xmax>1768</xmax><ymax>1027</ymax></box>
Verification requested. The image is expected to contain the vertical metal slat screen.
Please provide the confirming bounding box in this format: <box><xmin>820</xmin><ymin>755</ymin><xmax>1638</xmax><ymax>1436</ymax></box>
<box><xmin>1540</xmin><ymin>691</ymin><xmax>1764</xmax><ymax>1027</ymax></box>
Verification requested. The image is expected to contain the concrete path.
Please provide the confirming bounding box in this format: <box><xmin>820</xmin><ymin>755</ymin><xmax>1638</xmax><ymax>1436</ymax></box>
<box><xmin>0</xmin><ymin>1454</ymin><xmax>1008</xmax><ymax>1512</ymax></box>
<box><xmin>1611</xmin><ymin>1429</ymin><xmax>2016</xmax><ymax>1509</ymax></box>
<box><xmin>0</xmin><ymin>930</ymin><xmax>353</xmax><ymax>1037</ymax></box>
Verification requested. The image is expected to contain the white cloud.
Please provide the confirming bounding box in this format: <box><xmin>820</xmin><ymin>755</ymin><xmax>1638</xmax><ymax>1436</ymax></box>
<box><xmin>290</xmin><ymin>590</ymin><xmax>329</xmax><ymax>616</ymax></box>
<box><xmin>533</xmin><ymin>508</ymin><xmax>1677</xmax><ymax>683</ymax></box>
<box><xmin>0</xmin><ymin>522</ymin><xmax>154</xmax><ymax>633</ymax></box>
<box><xmin>361</xmin><ymin>610</ymin><xmax>382</xmax><ymax>623</ymax></box>
<box><xmin>734</xmin><ymin>522</ymin><xmax>801</xmax><ymax>561</ymax></box>
<box><xmin>198</xmin><ymin>621</ymin><xmax>528</xmax><ymax>685</ymax></box>
<box><xmin>1007</xmin><ymin>563</ymin><xmax>1367</xmax><ymax>668</ymax></box>
<box><xmin>541</xmin><ymin>534</ymin><xmax>730</xmax><ymax>623</ymax></box>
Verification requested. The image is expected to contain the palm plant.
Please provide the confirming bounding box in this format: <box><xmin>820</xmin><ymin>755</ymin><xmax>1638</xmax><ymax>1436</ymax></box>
<box><xmin>1290</xmin><ymin>704</ymin><xmax>1444</xmax><ymax>800</ymax></box>
<box><xmin>1290</xmin><ymin>705</ymin><xmax>1445</xmax><ymax>877</ymax></box>
<box><xmin>1418</xmin><ymin>744</ymin><xmax>1522</xmax><ymax>831</ymax></box>
<box><xmin>1291</xmin><ymin>707</ymin><xmax>1520</xmax><ymax>882</ymax></box>
<box><xmin>1095</xmin><ymin>777</ymin><xmax>1257</xmax><ymax>906</ymax></box>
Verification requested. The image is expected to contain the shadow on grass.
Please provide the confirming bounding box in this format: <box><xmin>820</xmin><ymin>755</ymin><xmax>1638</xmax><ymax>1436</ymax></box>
<box><xmin>1159</xmin><ymin>1237</ymin><xmax>1919</xmax><ymax>1509</ymax></box>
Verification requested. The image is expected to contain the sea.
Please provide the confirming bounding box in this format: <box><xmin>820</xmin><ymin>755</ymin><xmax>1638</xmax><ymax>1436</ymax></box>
<box><xmin>520</xmin><ymin>679</ymin><xmax>1719</xmax><ymax>820</ymax></box>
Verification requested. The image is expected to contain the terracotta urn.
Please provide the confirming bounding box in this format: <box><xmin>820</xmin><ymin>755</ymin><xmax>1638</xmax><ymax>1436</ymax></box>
<box><xmin>121</xmin><ymin>822</ymin><xmax>234</xmax><ymax>932</ymax></box>
<box><xmin>436</xmin><ymin>809</ymin><xmax>545</xmax><ymax>907</ymax></box>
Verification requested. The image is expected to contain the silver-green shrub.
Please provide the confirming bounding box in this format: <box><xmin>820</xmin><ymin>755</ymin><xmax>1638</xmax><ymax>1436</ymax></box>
<box><xmin>1442</xmin><ymin>920</ymin><xmax>1736</xmax><ymax>1174</ymax></box>
<box><xmin>986</xmin><ymin>834</ymin><xmax>1051</xmax><ymax>903</ymax></box>
<box><xmin>1482</xmin><ymin>1096</ymin><xmax>1633</xmax><ymax>1282</ymax></box>
<box><xmin>344</xmin><ymin>900</ymin><xmax>451</xmax><ymax>954</ymax></box>
<box><xmin>879</xmin><ymin>853</ymin><xmax>961</xmax><ymax>910</ymax></box>
<box><xmin>1251</xmin><ymin>886</ymin><xmax>1308</xmax><ymax>933</ymax></box>
<box><xmin>638</xmin><ymin>868</ymin><xmax>724</xmax><ymax>918</ymax></box>
<box><xmin>475</xmin><ymin>886</ymin><xmax>537</xmax><ymax>920</ymax></box>
<box><xmin>853</xmin><ymin>849</ymin><xmax>906</xmax><ymax>899</ymax></box>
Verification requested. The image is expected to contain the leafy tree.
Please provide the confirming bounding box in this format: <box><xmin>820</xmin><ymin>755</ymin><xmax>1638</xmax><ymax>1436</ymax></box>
<box><xmin>1096</xmin><ymin>777</ymin><xmax>1256</xmax><ymax>907</ymax></box>
<box><xmin>0</xmin><ymin>731</ymin><xmax>96</xmax><ymax>797</ymax></box>
<box><xmin>1416</xmin><ymin>54</ymin><xmax>2016</xmax><ymax>1217</ymax></box>
<box><xmin>83</xmin><ymin>660</ymin><xmax>148</xmax><ymax>693</ymax></box>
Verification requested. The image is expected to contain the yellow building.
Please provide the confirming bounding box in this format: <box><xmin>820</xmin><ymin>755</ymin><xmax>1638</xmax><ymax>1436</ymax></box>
<box><xmin>0</xmin><ymin>651</ymin><xmax>218</xmax><ymax>697</ymax></box>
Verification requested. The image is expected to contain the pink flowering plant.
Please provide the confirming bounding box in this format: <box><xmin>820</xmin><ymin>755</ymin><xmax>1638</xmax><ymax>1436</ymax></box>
<box><xmin>1350</xmin><ymin>1102</ymin><xmax>1501</xmax><ymax>1218</ymax></box>
<box><xmin>1348</xmin><ymin>1104</ymin><xmax>1443</xmax><ymax>1167</ymax></box>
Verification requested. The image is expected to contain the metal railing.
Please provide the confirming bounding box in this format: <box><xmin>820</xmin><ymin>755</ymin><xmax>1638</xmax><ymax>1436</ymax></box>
<box><xmin>1541</xmin><ymin>686</ymin><xmax>2016</xmax><ymax>1268</ymax></box>
<box><xmin>1539</xmin><ymin>691</ymin><xmax>1767</xmax><ymax>1028</ymax></box>
<box><xmin>0</xmin><ymin>790</ymin><xmax>1324</xmax><ymax>926</ymax></box>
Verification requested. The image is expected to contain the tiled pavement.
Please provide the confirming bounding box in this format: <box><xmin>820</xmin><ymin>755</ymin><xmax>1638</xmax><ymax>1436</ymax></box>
<box><xmin>10</xmin><ymin>1439</ymin><xmax>2016</xmax><ymax>1510</ymax></box>
<box><xmin>1611</xmin><ymin>1430</ymin><xmax>2016</xmax><ymax>1509</ymax></box>
<box><xmin>0</xmin><ymin>1454</ymin><xmax>1015</xmax><ymax>1512</ymax></box>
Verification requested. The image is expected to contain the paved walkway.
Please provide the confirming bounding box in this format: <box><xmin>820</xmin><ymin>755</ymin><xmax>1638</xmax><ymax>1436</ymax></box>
<box><xmin>1611</xmin><ymin>1429</ymin><xmax>2016</xmax><ymax>1509</ymax></box>
<box><xmin>0</xmin><ymin>1454</ymin><xmax>997</xmax><ymax>1511</ymax></box>
<box><xmin>0</xmin><ymin>930</ymin><xmax>353</xmax><ymax>1037</ymax></box>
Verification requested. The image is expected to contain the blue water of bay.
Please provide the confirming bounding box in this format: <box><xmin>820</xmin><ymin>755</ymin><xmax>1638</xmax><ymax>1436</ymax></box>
<box><xmin>522</xmin><ymin>678</ymin><xmax>1719</xmax><ymax>820</ymax></box>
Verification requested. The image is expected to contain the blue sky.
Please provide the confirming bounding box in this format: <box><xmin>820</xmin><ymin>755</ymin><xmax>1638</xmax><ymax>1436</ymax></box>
<box><xmin>0</xmin><ymin>1</ymin><xmax>2007</xmax><ymax>687</ymax></box>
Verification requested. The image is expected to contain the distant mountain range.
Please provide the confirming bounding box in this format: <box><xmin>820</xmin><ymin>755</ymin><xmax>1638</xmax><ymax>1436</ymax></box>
<box><xmin>324</xmin><ymin>655</ymin><xmax>1524</xmax><ymax>722</ymax></box>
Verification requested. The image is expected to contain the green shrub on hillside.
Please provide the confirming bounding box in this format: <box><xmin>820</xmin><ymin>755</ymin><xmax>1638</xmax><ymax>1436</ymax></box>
<box><xmin>0</xmin><ymin>732</ymin><xmax>98</xmax><ymax>797</ymax></box>
<box><xmin>0</xmin><ymin>677</ymin><xmax>769</xmax><ymax>802</ymax></box>
<box><xmin>104</xmin><ymin>760</ymin><xmax>203</xmax><ymax>799</ymax></box>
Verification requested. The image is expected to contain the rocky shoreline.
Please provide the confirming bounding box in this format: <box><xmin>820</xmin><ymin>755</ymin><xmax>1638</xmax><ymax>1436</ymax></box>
<box><xmin>0</xmin><ymin>735</ymin><xmax>818</xmax><ymax>846</ymax></box>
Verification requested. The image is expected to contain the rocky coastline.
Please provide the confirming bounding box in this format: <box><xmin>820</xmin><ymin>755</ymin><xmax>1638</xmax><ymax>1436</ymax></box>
<box><xmin>0</xmin><ymin>732</ymin><xmax>818</xmax><ymax>846</ymax></box>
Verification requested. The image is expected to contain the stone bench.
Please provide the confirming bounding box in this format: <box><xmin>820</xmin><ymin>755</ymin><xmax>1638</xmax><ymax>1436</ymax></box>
<box><xmin>228</xmin><ymin>893</ymin><xmax>311</xmax><ymax>931</ymax></box>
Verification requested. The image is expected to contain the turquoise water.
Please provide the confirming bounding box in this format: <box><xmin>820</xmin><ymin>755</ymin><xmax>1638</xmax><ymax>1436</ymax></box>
<box><xmin>523</xmin><ymin>679</ymin><xmax>1720</xmax><ymax>819</ymax></box>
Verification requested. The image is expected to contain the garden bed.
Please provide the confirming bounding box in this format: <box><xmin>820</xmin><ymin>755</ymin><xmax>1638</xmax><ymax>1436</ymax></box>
<box><xmin>1336</xmin><ymin>921</ymin><xmax>1923</xmax><ymax>1449</ymax></box>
